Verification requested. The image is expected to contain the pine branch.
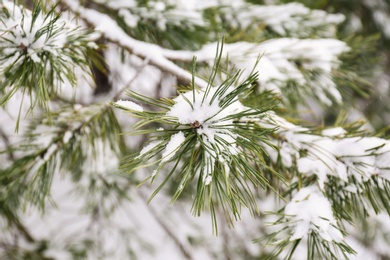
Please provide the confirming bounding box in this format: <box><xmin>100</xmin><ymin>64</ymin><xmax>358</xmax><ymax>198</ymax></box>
<box><xmin>112</xmin><ymin>55</ymin><xmax>286</xmax><ymax>231</ymax></box>
<box><xmin>61</xmin><ymin>0</ymin><xmax>209</xmax><ymax>89</ymax></box>
<box><xmin>165</xmin><ymin>39</ymin><xmax>350</xmax><ymax>108</ymax></box>
<box><xmin>257</xmin><ymin>186</ymin><xmax>356</xmax><ymax>259</ymax></box>
<box><xmin>0</xmin><ymin>102</ymin><xmax>124</xmax><ymax>211</ymax></box>
<box><xmin>0</xmin><ymin>1</ymin><xmax>100</xmax><ymax>126</ymax></box>
<box><xmin>1</xmin><ymin>0</ymin><xmax>390</xmax><ymax>258</ymax></box>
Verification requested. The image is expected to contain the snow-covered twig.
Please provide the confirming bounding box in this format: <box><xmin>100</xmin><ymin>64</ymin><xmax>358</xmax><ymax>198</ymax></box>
<box><xmin>263</xmin><ymin>112</ymin><xmax>390</xmax><ymax>189</ymax></box>
<box><xmin>165</xmin><ymin>39</ymin><xmax>349</xmax><ymax>105</ymax></box>
<box><xmin>62</xmin><ymin>0</ymin><xmax>209</xmax><ymax>89</ymax></box>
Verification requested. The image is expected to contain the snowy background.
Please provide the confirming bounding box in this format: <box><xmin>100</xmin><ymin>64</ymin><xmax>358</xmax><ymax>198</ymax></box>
<box><xmin>2</xmin><ymin>0</ymin><xmax>390</xmax><ymax>259</ymax></box>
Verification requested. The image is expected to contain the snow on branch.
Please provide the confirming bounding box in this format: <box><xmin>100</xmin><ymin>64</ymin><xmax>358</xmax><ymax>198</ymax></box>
<box><xmin>217</xmin><ymin>1</ymin><xmax>345</xmax><ymax>38</ymax></box>
<box><xmin>63</xmin><ymin>0</ymin><xmax>209</xmax><ymax>89</ymax></box>
<box><xmin>63</xmin><ymin>0</ymin><xmax>348</xmax><ymax>105</ymax></box>
<box><xmin>263</xmin><ymin>113</ymin><xmax>390</xmax><ymax>189</ymax></box>
<box><xmin>285</xmin><ymin>186</ymin><xmax>343</xmax><ymax>242</ymax></box>
<box><xmin>93</xmin><ymin>0</ymin><xmax>209</xmax><ymax>30</ymax></box>
<box><xmin>264</xmin><ymin>184</ymin><xmax>355</xmax><ymax>259</ymax></box>
<box><xmin>0</xmin><ymin>0</ymin><xmax>98</xmax><ymax>119</ymax></box>
<box><xmin>113</xmin><ymin>71</ymin><xmax>279</xmax><ymax>229</ymax></box>
<box><xmin>259</xmin><ymin>114</ymin><xmax>390</xmax><ymax>258</ymax></box>
<box><xmin>1</xmin><ymin>2</ymin><xmax>68</xmax><ymax>64</ymax></box>
<box><xmin>164</xmin><ymin>39</ymin><xmax>349</xmax><ymax>105</ymax></box>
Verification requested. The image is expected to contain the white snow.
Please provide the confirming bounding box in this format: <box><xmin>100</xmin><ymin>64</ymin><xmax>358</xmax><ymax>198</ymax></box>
<box><xmin>204</xmin><ymin>175</ymin><xmax>212</xmax><ymax>185</ymax></box>
<box><xmin>64</xmin><ymin>0</ymin><xmax>209</xmax><ymax>89</ymax></box>
<box><xmin>164</xmin><ymin>86</ymin><xmax>248</xmax><ymax>185</ymax></box>
<box><xmin>161</xmin><ymin>131</ymin><xmax>185</xmax><ymax>162</ymax></box>
<box><xmin>218</xmin><ymin>2</ymin><xmax>344</xmax><ymax>38</ymax></box>
<box><xmin>285</xmin><ymin>186</ymin><xmax>343</xmax><ymax>242</ymax></box>
<box><xmin>263</xmin><ymin>114</ymin><xmax>390</xmax><ymax>188</ymax></box>
<box><xmin>165</xmin><ymin>38</ymin><xmax>349</xmax><ymax>105</ymax></box>
<box><xmin>98</xmin><ymin>0</ymin><xmax>208</xmax><ymax>30</ymax></box>
<box><xmin>115</xmin><ymin>100</ymin><xmax>144</xmax><ymax>112</ymax></box>
<box><xmin>62</xmin><ymin>131</ymin><xmax>73</xmax><ymax>144</ymax></box>
<box><xmin>2</xmin><ymin>0</ymin><xmax>390</xmax><ymax>259</ymax></box>
<box><xmin>167</xmin><ymin>90</ymin><xmax>220</xmax><ymax>126</ymax></box>
<box><xmin>139</xmin><ymin>141</ymin><xmax>163</xmax><ymax>157</ymax></box>
<box><xmin>0</xmin><ymin>1</ymin><xmax>79</xmax><ymax>66</ymax></box>
<box><xmin>99</xmin><ymin>0</ymin><xmax>137</xmax><ymax>9</ymax></box>
<box><xmin>363</xmin><ymin>0</ymin><xmax>390</xmax><ymax>39</ymax></box>
<box><xmin>118</xmin><ymin>9</ymin><xmax>139</xmax><ymax>28</ymax></box>
<box><xmin>43</xmin><ymin>144</ymin><xmax>58</xmax><ymax>161</ymax></box>
<box><xmin>167</xmin><ymin>87</ymin><xmax>243</xmax><ymax>147</ymax></box>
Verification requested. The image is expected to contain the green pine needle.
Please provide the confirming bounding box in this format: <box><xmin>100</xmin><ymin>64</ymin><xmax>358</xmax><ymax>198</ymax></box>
<box><xmin>114</xmin><ymin>55</ymin><xmax>287</xmax><ymax>231</ymax></box>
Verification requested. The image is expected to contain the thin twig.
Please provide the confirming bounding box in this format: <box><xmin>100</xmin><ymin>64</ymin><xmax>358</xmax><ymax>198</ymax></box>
<box><xmin>137</xmin><ymin>189</ymin><xmax>194</xmax><ymax>260</ymax></box>
<box><xmin>111</xmin><ymin>57</ymin><xmax>149</xmax><ymax>101</ymax></box>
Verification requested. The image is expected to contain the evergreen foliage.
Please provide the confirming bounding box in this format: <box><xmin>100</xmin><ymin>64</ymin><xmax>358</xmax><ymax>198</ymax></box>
<box><xmin>1</xmin><ymin>0</ymin><xmax>390</xmax><ymax>259</ymax></box>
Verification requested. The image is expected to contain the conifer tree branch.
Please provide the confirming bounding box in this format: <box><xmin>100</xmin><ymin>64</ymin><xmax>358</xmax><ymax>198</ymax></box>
<box><xmin>0</xmin><ymin>1</ymin><xmax>100</xmax><ymax>116</ymax></box>
<box><xmin>0</xmin><ymin>102</ymin><xmax>123</xmax><ymax>210</ymax></box>
<box><xmin>1</xmin><ymin>0</ymin><xmax>390</xmax><ymax>258</ymax></box>
<box><xmin>61</xmin><ymin>0</ymin><xmax>209</xmax><ymax>89</ymax></box>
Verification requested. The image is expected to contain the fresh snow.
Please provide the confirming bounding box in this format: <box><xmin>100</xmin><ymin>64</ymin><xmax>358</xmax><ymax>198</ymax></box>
<box><xmin>167</xmin><ymin>87</ymin><xmax>242</xmax><ymax>146</ymax></box>
<box><xmin>222</xmin><ymin>2</ymin><xmax>345</xmax><ymax>38</ymax></box>
<box><xmin>164</xmin><ymin>38</ymin><xmax>349</xmax><ymax>105</ymax></box>
<box><xmin>43</xmin><ymin>144</ymin><xmax>58</xmax><ymax>161</ymax></box>
<box><xmin>64</xmin><ymin>0</ymin><xmax>209</xmax><ymax>89</ymax></box>
<box><xmin>0</xmin><ymin>1</ymin><xmax>79</xmax><ymax>65</ymax></box>
<box><xmin>285</xmin><ymin>186</ymin><xmax>343</xmax><ymax>242</ymax></box>
<box><xmin>263</xmin><ymin>114</ymin><xmax>390</xmax><ymax>188</ymax></box>
<box><xmin>203</xmin><ymin>174</ymin><xmax>212</xmax><ymax>185</ymax></box>
<box><xmin>62</xmin><ymin>131</ymin><xmax>73</xmax><ymax>144</ymax></box>
<box><xmin>161</xmin><ymin>131</ymin><xmax>185</xmax><ymax>162</ymax></box>
<box><xmin>96</xmin><ymin>0</ymin><xmax>208</xmax><ymax>30</ymax></box>
<box><xmin>115</xmin><ymin>100</ymin><xmax>144</xmax><ymax>112</ymax></box>
<box><xmin>165</xmin><ymin>86</ymin><xmax>246</xmax><ymax>183</ymax></box>
<box><xmin>138</xmin><ymin>141</ymin><xmax>163</xmax><ymax>157</ymax></box>
<box><xmin>2</xmin><ymin>0</ymin><xmax>390</xmax><ymax>259</ymax></box>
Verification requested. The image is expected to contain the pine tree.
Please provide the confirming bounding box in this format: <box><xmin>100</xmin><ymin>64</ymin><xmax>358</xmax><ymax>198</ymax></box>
<box><xmin>1</xmin><ymin>0</ymin><xmax>390</xmax><ymax>259</ymax></box>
